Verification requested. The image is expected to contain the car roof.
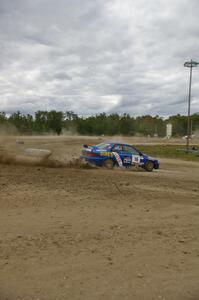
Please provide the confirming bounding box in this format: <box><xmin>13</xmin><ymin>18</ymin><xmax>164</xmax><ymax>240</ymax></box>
<box><xmin>104</xmin><ymin>141</ymin><xmax>132</xmax><ymax>146</ymax></box>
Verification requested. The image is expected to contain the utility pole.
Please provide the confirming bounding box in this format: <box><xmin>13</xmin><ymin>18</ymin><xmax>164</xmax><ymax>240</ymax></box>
<box><xmin>184</xmin><ymin>60</ymin><xmax>199</xmax><ymax>152</ymax></box>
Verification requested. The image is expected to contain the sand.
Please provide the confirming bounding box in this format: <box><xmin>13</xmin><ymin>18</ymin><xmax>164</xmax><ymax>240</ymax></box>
<box><xmin>0</xmin><ymin>136</ymin><xmax>199</xmax><ymax>300</ymax></box>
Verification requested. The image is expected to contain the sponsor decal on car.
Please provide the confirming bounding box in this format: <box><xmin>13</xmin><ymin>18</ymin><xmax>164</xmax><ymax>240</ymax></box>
<box><xmin>100</xmin><ymin>151</ymin><xmax>112</xmax><ymax>157</ymax></box>
<box><xmin>123</xmin><ymin>157</ymin><xmax>132</xmax><ymax>164</ymax></box>
<box><xmin>112</xmin><ymin>152</ymin><xmax>123</xmax><ymax>167</ymax></box>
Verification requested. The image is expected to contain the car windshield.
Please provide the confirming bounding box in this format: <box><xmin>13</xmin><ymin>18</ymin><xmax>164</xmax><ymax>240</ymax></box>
<box><xmin>96</xmin><ymin>142</ymin><xmax>111</xmax><ymax>150</ymax></box>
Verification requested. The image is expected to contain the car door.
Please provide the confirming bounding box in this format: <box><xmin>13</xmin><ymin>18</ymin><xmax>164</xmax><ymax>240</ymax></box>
<box><xmin>121</xmin><ymin>145</ymin><xmax>134</xmax><ymax>166</ymax></box>
<box><xmin>111</xmin><ymin>144</ymin><xmax>132</xmax><ymax>166</ymax></box>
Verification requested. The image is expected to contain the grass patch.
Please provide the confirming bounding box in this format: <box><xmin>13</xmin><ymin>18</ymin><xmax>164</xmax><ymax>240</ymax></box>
<box><xmin>137</xmin><ymin>145</ymin><xmax>199</xmax><ymax>161</ymax></box>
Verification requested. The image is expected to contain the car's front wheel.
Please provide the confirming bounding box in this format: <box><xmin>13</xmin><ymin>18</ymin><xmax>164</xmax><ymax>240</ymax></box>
<box><xmin>103</xmin><ymin>158</ymin><xmax>114</xmax><ymax>169</ymax></box>
<box><xmin>144</xmin><ymin>161</ymin><xmax>154</xmax><ymax>172</ymax></box>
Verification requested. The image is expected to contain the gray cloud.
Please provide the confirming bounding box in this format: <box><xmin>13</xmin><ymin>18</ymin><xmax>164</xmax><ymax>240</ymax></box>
<box><xmin>0</xmin><ymin>0</ymin><xmax>199</xmax><ymax>116</ymax></box>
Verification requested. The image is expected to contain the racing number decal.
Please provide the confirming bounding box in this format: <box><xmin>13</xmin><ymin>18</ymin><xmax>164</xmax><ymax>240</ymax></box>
<box><xmin>132</xmin><ymin>155</ymin><xmax>140</xmax><ymax>164</ymax></box>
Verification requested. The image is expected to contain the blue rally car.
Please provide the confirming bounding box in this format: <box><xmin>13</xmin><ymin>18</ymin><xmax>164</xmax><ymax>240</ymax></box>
<box><xmin>80</xmin><ymin>142</ymin><xmax>159</xmax><ymax>172</ymax></box>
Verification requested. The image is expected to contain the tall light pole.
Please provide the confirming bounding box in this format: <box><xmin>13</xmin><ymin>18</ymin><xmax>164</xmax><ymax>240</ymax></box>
<box><xmin>184</xmin><ymin>60</ymin><xmax>199</xmax><ymax>152</ymax></box>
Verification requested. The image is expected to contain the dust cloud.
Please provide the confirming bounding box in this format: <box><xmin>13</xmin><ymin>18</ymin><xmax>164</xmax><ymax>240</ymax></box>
<box><xmin>0</xmin><ymin>152</ymin><xmax>98</xmax><ymax>169</ymax></box>
<box><xmin>0</xmin><ymin>152</ymin><xmax>65</xmax><ymax>168</ymax></box>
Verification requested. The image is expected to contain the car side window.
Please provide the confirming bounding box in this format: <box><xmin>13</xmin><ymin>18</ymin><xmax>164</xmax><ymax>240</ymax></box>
<box><xmin>123</xmin><ymin>145</ymin><xmax>139</xmax><ymax>155</ymax></box>
<box><xmin>112</xmin><ymin>144</ymin><xmax>123</xmax><ymax>152</ymax></box>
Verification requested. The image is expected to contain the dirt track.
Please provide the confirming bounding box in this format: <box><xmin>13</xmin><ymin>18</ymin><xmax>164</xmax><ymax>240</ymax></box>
<box><xmin>0</xmin><ymin>136</ymin><xmax>199</xmax><ymax>300</ymax></box>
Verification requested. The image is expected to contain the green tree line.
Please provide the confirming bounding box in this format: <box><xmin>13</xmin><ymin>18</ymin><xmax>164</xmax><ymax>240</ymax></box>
<box><xmin>0</xmin><ymin>110</ymin><xmax>199</xmax><ymax>137</ymax></box>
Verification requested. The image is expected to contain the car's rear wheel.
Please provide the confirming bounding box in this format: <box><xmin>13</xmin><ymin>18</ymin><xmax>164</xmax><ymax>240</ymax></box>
<box><xmin>145</xmin><ymin>161</ymin><xmax>154</xmax><ymax>172</ymax></box>
<box><xmin>103</xmin><ymin>159</ymin><xmax>114</xmax><ymax>169</ymax></box>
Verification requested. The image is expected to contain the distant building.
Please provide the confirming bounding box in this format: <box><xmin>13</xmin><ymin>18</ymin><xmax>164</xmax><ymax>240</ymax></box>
<box><xmin>166</xmin><ymin>123</ymin><xmax>172</xmax><ymax>139</ymax></box>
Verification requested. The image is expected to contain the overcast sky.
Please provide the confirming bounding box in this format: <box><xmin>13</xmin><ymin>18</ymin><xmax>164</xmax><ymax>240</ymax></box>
<box><xmin>0</xmin><ymin>0</ymin><xmax>199</xmax><ymax>116</ymax></box>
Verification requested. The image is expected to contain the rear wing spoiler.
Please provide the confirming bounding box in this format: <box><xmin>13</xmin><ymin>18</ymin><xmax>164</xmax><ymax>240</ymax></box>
<box><xmin>83</xmin><ymin>144</ymin><xmax>92</xmax><ymax>148</ymax></box>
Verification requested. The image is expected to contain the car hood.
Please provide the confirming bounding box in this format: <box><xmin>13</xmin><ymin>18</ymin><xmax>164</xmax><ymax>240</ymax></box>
<box><xmin>142</xmin><ymin>154</ymin><xmax>158</xmax><ymax>161</ymax></box>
